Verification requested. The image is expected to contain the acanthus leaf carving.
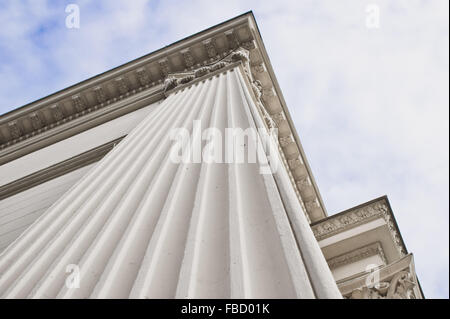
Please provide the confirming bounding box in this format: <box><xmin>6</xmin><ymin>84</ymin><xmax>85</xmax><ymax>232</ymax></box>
<box><xmin>251</xmin><ymin>79</ymin><xmax>263</xmax><ymax>100</ymax></box>
<box><xmin>347</xmin><ymin>270</ymin><xmax>416</xmax><ymax>299</ymax></box>
<box><xmin>241</xmin><ymin>40</ymin><xmax>256</xmax><ymax>50</ymax></box>
<box><xmin>163</xmin><ymin>47</ymin><xmax>249</xmax><ymax>94</ymax></box>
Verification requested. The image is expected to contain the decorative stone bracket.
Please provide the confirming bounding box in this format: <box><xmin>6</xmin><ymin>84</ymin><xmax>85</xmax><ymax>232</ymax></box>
<box><xmin>163</xmin><ymin>48</ymin><xmax>249</xmax><ymax>93</ymax></box>
<box><xmin>347</xmin><ymin>270</ymin><xmax>417</xmax><ymax>299</ymax></box>
<box><xmin>338</xmin><ymin>253</ymin><xmax>422</xmax><ymax>299</ymax></box>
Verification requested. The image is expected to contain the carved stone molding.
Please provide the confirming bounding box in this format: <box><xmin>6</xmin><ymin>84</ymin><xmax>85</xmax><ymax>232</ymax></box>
<box><xmin>164</xmin><ymin>47</ymin><xmax>249</xmax><ymax>94</ymax></box>
<box><xmin>180</xmin><ymin>49</ymin><xmax>195</xmax><ymax>68</ymax></box>
<box><xmin>0</xmin><ymin>19</ymin><xmax>255</xmax><ymax>154</ymax></box>
<box><xmin>50</xmin><ymin>104</ymin><xmax>64</xmax><ymax>122</ymax></box>
<box><xmin>224</xmin><ymin>29</ymin><xmax>239</xmax><ymax>50</ymax></box>
<box><xmin>29</xmin><ymin>112</ymin><xmax>45</xmax><ymax>130</ymax></box>
<box><xmin>347</xmin><ymin>270</ymin><xmax>416</xmax><ymax>299</ymax></box>
<box><xmin>8</xmin><ymin>121</ymin><xmax>22</xmax><ymax>139</ymax></box>
<box><xmin>203</xmin><ymin>38</ymin><xmax>218</xmax><ymax>58</ymax></box>
<box><xmin>114</xmin><ymin>77</ymin><xmax>130</xmax><ymax>95</ymax></box>
<box><xmin>339</xmin><ymin>254</ymin><xmax>422</xmax><ymax>299</ymax></box>
<box><xmin>311</xmin><ymin>197</ymin><xmax>407</xmax><ymax>256</ymax></box>
<box><xmin>136</xmin><ymin>67</ymin><xmax>151</xmax><ymax>86</ymax></box>
<box><xmin>327</xmin><ymin>242</ymin><xmax>387</xmax><ymax>270</ymax></box>
<box><xmin>93</xmin><ymin>86</ymin><xmax>107</xmax><ymax>104</ymax></box>
<box><xmin>251</xmin><ymin>61</ymin><xmax>266</xmax><ymax>74</ymax></box>
<box><xmin>71</xmin><ymin>94</ymin><xmax>86</xmax><ymax>113</ymax></box>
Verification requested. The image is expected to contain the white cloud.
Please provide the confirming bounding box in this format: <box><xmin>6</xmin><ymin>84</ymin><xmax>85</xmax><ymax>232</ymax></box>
<box><xmin>0</xmin><ymin>0</ymin><xmax>448</xmax><ymax>298</ymax></box>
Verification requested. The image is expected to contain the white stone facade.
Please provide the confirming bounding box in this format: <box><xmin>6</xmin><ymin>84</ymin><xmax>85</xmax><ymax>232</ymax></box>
<box><xmin>0</xmin><ymin>12</ymin><xmax>422</xmax><ymax>299</ymax></box>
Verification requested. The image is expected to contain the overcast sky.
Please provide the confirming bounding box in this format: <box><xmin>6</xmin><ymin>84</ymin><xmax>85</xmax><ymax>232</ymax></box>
<box><xmin>0</xmin><ymin>0</ymin><xmax>448</xmax><ymax>298</ymax></box>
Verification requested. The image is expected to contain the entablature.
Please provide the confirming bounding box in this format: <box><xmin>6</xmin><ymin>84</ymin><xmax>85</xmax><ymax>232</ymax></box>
<box><xmin>312</xmin><ymin>196</ymin><xmax>407</xmax><ymax>259</ymax></box>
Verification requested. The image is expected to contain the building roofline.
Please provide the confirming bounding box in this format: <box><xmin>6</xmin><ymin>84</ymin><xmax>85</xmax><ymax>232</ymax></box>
<box><xmin>0</xmin><ymin>10</ymin><xmax>328</xmax><ymax>222</ymax></box>
<box><xmin>0</xmin><ymin>11</ymin><xmax>255</xmax><ymax>118</ymax></box>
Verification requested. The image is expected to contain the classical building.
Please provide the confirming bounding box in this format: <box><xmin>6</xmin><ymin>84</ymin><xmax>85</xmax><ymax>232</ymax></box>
<box><xmin>0</xmin><ymin>12</ymin><xmax>422</xmax><ymax>299</ymax></box>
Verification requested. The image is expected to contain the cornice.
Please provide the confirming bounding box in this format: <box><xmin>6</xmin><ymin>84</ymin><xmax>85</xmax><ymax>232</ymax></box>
<box><xmin>0</xmin><ymin>12</ymin><xmax>327</xmax><ymax>222</ymax></box>
<box><xmin>311</xmin><ymin>197</ymin><xmax>408</xmax><ymax>256</ymax></box>
<box><xmin>163</xmin><ymin>49</ymin><xmax>248</xmax><ymax>95</ymax></box>
<box><xmin>0</xmin><ymin>85</ymin><xmax>163</xmax><ymax>166</ymax></box>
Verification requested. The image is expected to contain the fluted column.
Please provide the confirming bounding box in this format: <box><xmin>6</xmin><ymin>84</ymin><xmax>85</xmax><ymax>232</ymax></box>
<box><xmin>235</xmin><ymin>70</ymin><xmax>342</xmax><ymax>299</ymax></box>
<box><xmin>0</xmin><ymin>66</ymin><xmax>341</xmax><ymax>299</ymax></box>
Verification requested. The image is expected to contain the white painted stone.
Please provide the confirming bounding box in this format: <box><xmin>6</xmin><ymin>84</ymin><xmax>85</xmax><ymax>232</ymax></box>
<box><xmin>0</xmin><ymin>68</ymin><xmax>341</xmax><ymax>299</ymax></box>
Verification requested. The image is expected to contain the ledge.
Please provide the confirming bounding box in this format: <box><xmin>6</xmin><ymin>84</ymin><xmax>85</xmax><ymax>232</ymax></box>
<box><xmin>0</xmin><ymin>137</ymin><xmax>124</xmax><ymax>200</ymax></box>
